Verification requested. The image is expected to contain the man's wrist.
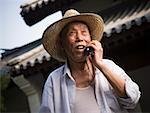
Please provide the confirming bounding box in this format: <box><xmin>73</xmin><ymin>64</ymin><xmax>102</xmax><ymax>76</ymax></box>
<box><xmin>96</xmin><ymin>59</ymin><xmax>105</xmax><ymax>70</ymax></box>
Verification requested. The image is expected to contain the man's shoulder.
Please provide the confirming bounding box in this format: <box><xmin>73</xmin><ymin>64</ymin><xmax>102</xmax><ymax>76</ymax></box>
<box><xmin>48</xmin><ymin>64</ymin><xmax>65</xmax><ymax>79</ymax></box>
<box><xmin>103</xmin><ymin>58</ymin><xmax>115</xmax><ymax>64</ymax></box>
<box><xmin>44</xmin><ymin>65</ymin><xmax>65</xmax><ymax>87</ymax></box>
<box><xmin>51</xmin><ymin>65</ymin><xmax>65</xmax><ymax>75</ymax></box>
<box><xmin>102</xmin><ymin>58</ymin><xmax>119</xmax><ymax>69</ymax></box>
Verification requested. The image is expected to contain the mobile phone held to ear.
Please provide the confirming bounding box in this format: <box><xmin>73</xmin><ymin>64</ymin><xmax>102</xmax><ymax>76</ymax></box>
<box><xmin>84</xmin><ymin>46</ymin><xmax>94</xmax><ymax>57</ymax></box>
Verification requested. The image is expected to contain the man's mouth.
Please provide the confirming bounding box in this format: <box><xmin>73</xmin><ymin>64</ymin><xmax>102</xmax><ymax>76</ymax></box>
<box><xmin>75</xmin><ymin>45</ymin><xmax>85</xmax><ymax>49</ymax></box>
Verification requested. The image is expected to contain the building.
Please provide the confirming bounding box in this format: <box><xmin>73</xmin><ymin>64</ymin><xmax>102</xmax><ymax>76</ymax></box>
<box><xmin>0</xmin><ymin>0</ymin><xmax>150</xmax><ymax>112</ymax></box>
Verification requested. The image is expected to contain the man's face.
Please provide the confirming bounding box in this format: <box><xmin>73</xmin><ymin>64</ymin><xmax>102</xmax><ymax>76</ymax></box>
<box><xmin>61</xmin><ymin>21</ymin><xmax>91</xmax><ymax>63</ymax></box>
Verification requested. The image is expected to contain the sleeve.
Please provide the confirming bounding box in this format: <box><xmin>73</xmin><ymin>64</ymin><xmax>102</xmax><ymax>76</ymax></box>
<box><xmin>105</xmin><ymin>59</ymin><xmax>141</xmax><ymax>109</ymax></box>
<box><xmin>39</xmin><ymin>76</ymin><xmax>54</xmax><ymax>113</ymax></box>
<box><xmin>118</xmin><ymin>79</ymin><xmax>141</xmax><ymax>109</ymax></box>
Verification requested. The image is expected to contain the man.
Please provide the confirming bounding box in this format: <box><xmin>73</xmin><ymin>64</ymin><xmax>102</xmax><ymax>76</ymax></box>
<box><xmin>40</xmin><ymin>9</ymin><xmax>141</xmax><ymax>113</ymax></box>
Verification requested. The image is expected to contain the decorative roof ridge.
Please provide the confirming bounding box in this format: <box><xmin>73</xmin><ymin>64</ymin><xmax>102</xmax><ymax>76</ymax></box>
<box><xmin>20</xmin><ymin>0</ymin><xmax>44</xmax><ymax>8</ymax></box>
<box><xmin>104</xmin><ymin>8</ymin><xmax>150</xmax><ymax>30</ymax></box>
<box><xmin>20</xmin><ymin>0</ymin><xmax>80</xmax><ymax>26</ymax></box>
<box><xmin>7</xmin><ymin>45</ymin><xmax>46</xmax><ymax>66</ymax></box>
<box><xmin>1</xmin><ymin>39</ymin><xmax>42</xmax><ymax>60</ymax></box>
<box><xmin>103</xmin><ymin>1</ymin><xmax>150</xmax><ymax>37</ymax></box>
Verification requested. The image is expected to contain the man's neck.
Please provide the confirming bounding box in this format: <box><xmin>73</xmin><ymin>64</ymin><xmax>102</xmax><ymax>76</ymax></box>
<box><xmin>68</xmin><ymin>59</ymin><xmax>95</xmax><ymax>88</ymax></box>
<box><xmin>68</xmin><ymin>59</ymin><xmax>88</xmax><ymax>73</ymax></box>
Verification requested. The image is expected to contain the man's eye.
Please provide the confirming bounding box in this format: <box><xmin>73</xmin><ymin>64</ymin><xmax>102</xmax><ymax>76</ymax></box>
<box><xmin>68</xmin><ymin>31</ymin><xmax>76</xmax><ymax>36</ymax></box>
<box><xmin>82</xmin><ymin>31</ymin><xmax>88</xmax><ymax>35</ymax></box>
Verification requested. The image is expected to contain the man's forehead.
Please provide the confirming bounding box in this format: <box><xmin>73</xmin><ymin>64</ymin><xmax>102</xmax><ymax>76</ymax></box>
<box><xmin>64</xmin><ymin>21</ymin><xmax>90</xmax><ymax>32</ymax></box>
<box><xmin>67</xmin><ymin>21</ymin><xmax>88</xmax><ymax>28</ymax></box>
<box><xmin>60</xmin><ymin>21</ymin><xmax>90</xmax><ymax>37</ymax></box>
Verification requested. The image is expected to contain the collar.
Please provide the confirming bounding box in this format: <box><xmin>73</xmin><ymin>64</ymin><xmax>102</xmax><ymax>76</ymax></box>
<box><xmin>63</xmin><ymin>62</ymin><xmax>75</xmax><ymax>82</ymax></box>
<box><xmin>63</xmin><ymin>61</ymin><xmax>101</xmax><ymax>81</ymax></box>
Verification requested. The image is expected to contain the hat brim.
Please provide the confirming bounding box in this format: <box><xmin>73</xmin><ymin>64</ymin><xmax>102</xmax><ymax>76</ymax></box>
<box><xmin>42</xmin><ymin>13</ymin><xmax>104</xmax><ymax>62</ymax></box>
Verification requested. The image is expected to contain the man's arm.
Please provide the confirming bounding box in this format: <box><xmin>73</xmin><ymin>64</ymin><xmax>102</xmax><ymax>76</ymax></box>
<box><xmin>89</xmin><ymin>40</ymin><xmax>140</xmax><ymax>109</ymax></box>
<box><xmin>97</xmin><ymin>60</ymin><xmax>126</xmax><ymax>97</ymax></box>
<box><xmin>97</xmin><ymin>59</ymin><xmax>141</xmax><ymax>109</ymax></box>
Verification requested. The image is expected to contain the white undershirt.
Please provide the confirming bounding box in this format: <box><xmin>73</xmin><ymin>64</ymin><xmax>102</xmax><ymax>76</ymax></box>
<box><xmin>74</xmin><ymin>85</ymin><xmax>100</xmax><ymax>113</ymax></box>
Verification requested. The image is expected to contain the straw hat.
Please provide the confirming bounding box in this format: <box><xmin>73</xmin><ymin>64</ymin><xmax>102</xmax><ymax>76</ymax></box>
<box><xmin>42</xmin><ymin>9</ymin><xmax>104</xmax><ymax>62</ymax></box>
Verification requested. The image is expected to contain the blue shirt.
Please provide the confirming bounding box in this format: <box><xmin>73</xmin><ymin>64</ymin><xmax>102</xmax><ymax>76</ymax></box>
<box><xmin>39</xmin><ymin>59</ymin><xmax>141</xmax><ymax>113</ymax></box>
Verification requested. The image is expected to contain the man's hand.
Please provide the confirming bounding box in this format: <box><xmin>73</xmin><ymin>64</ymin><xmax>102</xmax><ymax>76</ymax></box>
<box><xmin>87</xmin><ymin>40</ymin><xmax>103</xmax><ymax>68</ymax></box>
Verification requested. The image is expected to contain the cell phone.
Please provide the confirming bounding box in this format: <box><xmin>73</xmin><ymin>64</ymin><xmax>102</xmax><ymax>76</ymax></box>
<box><xmin>84</xmin><ymin>46</ymin><xmax>94</xmax><ymax>57</ymax></box>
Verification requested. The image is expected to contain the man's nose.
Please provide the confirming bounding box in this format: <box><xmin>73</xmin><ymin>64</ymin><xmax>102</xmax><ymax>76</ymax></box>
<box><xmin>76</xmin><ymin>32</ymin><xmax>83</xmax><ymax>42</ymax></box>
<box><xmin>76</xmin><ymin>37</ymin><xmax>83</xmax><ymax>42</ymax></box>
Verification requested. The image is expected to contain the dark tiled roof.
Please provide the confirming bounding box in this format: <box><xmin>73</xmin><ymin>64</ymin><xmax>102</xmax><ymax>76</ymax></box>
<box><xmin>99</xmin><ymin>0</ymin><xmax>150</xmax><ymax>37</ymax></box>
<box><xmin>20</xmin><ymin>0</ymin><xmax>80</xmax><ymax>26</ymax></box>
<box><xmin>1</xmin><ymin>39</ymin><xmax>42</xmax><ymax>60</ymax></box>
